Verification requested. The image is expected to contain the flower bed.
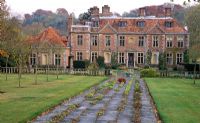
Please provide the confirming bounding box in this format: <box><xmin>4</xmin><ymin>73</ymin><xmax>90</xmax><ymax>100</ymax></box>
<box><xmin>117</xmin><ymin>77</ymin><xmax>126</xmax><ymax>84</ymax></box>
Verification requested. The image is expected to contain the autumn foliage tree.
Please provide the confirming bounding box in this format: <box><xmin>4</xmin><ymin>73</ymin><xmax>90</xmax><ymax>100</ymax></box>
<box><xmin>0</xmin><ymin>0</ymin><xmax>10</xmax><ymax>80</ymax></box>
<box><xmin>0</xmin><ymin>0</ymin><xmax>9</xmax><ymax>48</ymax></box>
<box><xmin>1</xmin><ymin>1</ymin><xmax>30</xmax><ymax>86</ymax></box>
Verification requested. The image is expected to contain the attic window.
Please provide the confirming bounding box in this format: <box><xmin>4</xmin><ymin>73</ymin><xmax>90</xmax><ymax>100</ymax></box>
<box><xmin>118</xmin><ymin>21</ymin><xmax>127</xmax><ymax>27</ymax></box>
<box><xmin>93</xmin><ymin>21</ymin><xmax>99</xmax><ymax>27</ymax></box>
<box><xmin>165</xmin><ymin>21</ymin><xmax>173</xmax><ymax>28</ymax></box>
<box><xmin>137</xmin><ymin>21</ymin><xmax>145</xmax><ymax>27</ymax></box>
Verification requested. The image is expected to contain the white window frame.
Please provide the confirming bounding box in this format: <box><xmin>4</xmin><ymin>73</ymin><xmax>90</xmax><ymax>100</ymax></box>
<box><xmin>105</xmin><ymin>35</ymin><xmax>111</xmax><ymax>46</ymax></box>
<box><xmin>166</xmin><ymin>35</ymin><xmax>173</xmax><ymax>48</ymax></box>
<box><xmin>137</xmin><ymin>21</ymin><xmax>145</xmax><ymax>27</ymax></box>
<box><xmin>176</xmin><ymin>53</ymin><xmax>183</xmax><ymax>64</ymax></box>
<box><xmin>30</xmin><ymin>53</ymin><xmax>36</xmax><ymax>65</ymax></box>
<box><xmin>177</xmin><ymin>35</ymin><xmax>184</xmax><ymax>48</ymax></box>
<box><xmin>92</xmin><ymin>35</ymin><xmax>98</xmax><ymax>46</ymax></box>
<box><xmin>91</xmin><ymin>52</ymin><xmax>98</xmax><ymax>62</ymax></box>
<box><xmin>166</xmin><ymin>52</ymin><xmax>173</xmax><ymax>65</ymax></box>
<box><xmin>165</xmin><ymin>21</ymin><xmax>173</xmax><ymax>28</ymax></box>
<box><xmin>139</xmin><ymin>36</ymin><xmax>145</xmax><ymax>47</ymax></box>
<box><xmin>118</xmin><ymin>21</ymin><xmax>127</xmax><ymax>27</ymax></box>
<box><xmin>118</xmin><ymin>52</ymin><xmax>125</xmax><ymax>64</ymax></box>
<box><xmin>137</xmin><ymin>52</ymin><xmax>144</xmax><ymax>64</ymax></box>
<box><xmin>76</xmin><ymin>52</ymin><xmax>83</xmax><ymax>61</ymax></box>
<box><xmin>77</xmin><ymin>35</ymin><xmax>83</xmax><ymax>46</ymax></box>
<box><xmin>119</xmin><ymin>36</ymin><xmax>125</xmax><ymax>46</ymax></box>
<box><xmin>55</xmin><ymin>54</ymin><xmax>61</xmax><ymax>66</ymax></box>
<box><xmin>152</xmin><ymin>35</ymin><xmax>159</xmax><ymax>47</ymax></box>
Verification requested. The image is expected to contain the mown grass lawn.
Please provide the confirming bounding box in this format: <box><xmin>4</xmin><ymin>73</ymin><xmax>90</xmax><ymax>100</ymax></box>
<box><xmin>0</xmin><ymin>74</ymin><xmax>107</xmax><ymax>123</ymax></box>
<box><xmin>145</xmin><ymin>78</ymin><xmax>200</xmax><ymax>123</ymax></box>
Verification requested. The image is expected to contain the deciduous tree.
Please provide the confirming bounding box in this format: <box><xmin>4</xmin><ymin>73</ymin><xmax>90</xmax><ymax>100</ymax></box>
<box><xmin>185</xmin><ymin>4</ymin><xmax>200</xmax><ymax>84</ymax></box>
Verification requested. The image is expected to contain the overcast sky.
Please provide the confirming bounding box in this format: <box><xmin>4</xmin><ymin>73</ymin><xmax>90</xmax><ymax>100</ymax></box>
<box><xmin>6</xmin><ymin>0</ymin><xmax>185</xmax><ymax>17</ymax></box>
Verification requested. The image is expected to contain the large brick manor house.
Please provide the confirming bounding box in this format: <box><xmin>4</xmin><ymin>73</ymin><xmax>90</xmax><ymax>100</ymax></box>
<box><xmin>28</xmin><ymin>5</ymin><xmax>189</xmax><ymax>68</ymax></box>
<box><xmin>67</xmin><ymin>5</ymin><xmax>189</xmax><ymax>68</ymax></box>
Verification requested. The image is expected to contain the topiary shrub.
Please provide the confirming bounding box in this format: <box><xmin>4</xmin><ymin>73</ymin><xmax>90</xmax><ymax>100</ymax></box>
<box><xmin>159</xmin><ymin>52</ymin><xmax>167</xmax><ymax>70</ymax></box>
<box><xmin>87</xmin><ymin>62</ymin><xmax>99</xmax><ymax>71</ymax></box>
<box><xmin>140</xmin><ymin>68</ymin><xmax>159</xmax><ymax>77</ymax></box>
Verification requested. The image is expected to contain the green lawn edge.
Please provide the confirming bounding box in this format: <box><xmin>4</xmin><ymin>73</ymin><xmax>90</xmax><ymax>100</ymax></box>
<box><xmin>144</xmin><ymin>77</ymin><xmax>200</xmax><ymax>123</ymax></box>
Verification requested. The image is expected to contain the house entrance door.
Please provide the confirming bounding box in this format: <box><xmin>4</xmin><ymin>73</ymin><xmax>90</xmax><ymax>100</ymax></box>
<box><xmin>128</xmin><ymin>53</ymin><xmax>134</xmax><ymax>67</ymax></box>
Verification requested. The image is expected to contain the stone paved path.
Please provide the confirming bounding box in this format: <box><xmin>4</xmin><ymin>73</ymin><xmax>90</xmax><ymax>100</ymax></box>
<box><xmin>32</xmin><ymin>71</ymin><xmax>157</xmax><ymax>123</ymax></box>
<box><xmin>140</xmin><ymin>79</ymin><xmax>157</xmax><ymax>123</ymax></box>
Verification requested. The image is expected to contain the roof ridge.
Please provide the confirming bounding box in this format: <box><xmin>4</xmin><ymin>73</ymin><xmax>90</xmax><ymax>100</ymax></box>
<box><xmin>27</xmin><ymin>27</ymin><xmax>66</xmax><ymax>47</ymax></box>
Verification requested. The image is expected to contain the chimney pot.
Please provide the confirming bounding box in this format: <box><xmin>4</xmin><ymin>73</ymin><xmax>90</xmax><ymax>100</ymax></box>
<box><xmin>139</xmin><ymin>7</ymin><xmax>146</xmax><ymax>17</ymax></box>
<box><xmin>90</xmin><ymin>6</ymin><xmax>99</xmax><ymax>17</ymax></box>
<box><xmin>102</xmin><ymin>5</ymin><xmax>111</xmax><ymax>16</ymax></box>
<box><xmin>165</xmin><ymin>7</ymin><xmax>172</xmax><ymax>17</ymax></box>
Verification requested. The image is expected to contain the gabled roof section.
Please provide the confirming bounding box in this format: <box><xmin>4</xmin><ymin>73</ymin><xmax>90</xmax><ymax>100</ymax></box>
<box><xmin>91</xmin><ymin>17</ymin><xmax>188</xmax><ymax>34</ymax></box>
<box><xmin>147</xmin><ymin>24</ymin><xmax>165</xmax><ymax>34</ymax></box>
<box><xmin>99</xmin><ymin>23</ymin><xmax>117</xmax><ymax>34</ymax></box>
<box><xmin>159</xmin><ymin>19</ymin><xmax>188</xmax><ymax>34</ymax></box>
<box><xmin>28</xmin><ymin>27</ymin><xmax>66</xmax><ymax>47</ymax></box>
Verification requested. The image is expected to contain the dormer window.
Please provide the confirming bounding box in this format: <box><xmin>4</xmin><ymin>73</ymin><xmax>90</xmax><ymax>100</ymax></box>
<box><xmin>137</xmin><ymin>21</ymin><xmax>145</xmax><ymax>27</ymax></box>
<box><xmin>93</xmin><ymin>21</ymin><xmax>99</xmax><ymax>27</ymax></box>
<box><xmin>118</xmin><ymin>21</ymin><xmax>127</xmax><ymax>27</ymax></box>
<box><xmin>165</xmin><ymin>21</ymin><xmax>173</xmax><ymax>28</ymax></box>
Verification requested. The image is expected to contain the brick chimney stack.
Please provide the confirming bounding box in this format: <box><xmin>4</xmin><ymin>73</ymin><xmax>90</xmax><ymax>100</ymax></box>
<box><xmin>139</xmin><ymin>7</ymin><xmax>146</xmax><ymax>17</ymax></box>
<box><xmin>102</xmin><ymin>5</ymin><xmax>110</xmax><ymax>15</ymax></box>
<box><xmin>165</xmin><ymin>7</ymin><xmax>172</xmax><ymax>17</ymax></box>
<box><xmin>90</xmin><ymin>6</ymin><xmax>100</xmax><ymax>18</ymax></box>
<box><xmin>67</xmin><ymin>13</ymin><xmax>74</xmax><ymax>34</ymax></box>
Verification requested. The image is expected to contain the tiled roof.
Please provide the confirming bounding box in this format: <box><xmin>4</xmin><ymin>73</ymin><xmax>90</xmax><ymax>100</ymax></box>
<box><xmin>99</xmin><ymin>23</ymin><xmax>117</xmax><ymax>34</ymax></box>
<box><xmin>91</xmin><ymin>16</ymin><xmax>188</xmax><ymax>34</ymax></box>
<box><xmin>27</xmin><ymin>27</ymin><xmax>67</xmax><ymax>46</ymax></box>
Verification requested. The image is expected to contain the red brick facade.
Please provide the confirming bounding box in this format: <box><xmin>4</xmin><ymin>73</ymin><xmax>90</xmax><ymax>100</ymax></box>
<box><xmin>68</xmin><ymin>5</ymin><xmax>189</xmax><ymax>68</ymax></box>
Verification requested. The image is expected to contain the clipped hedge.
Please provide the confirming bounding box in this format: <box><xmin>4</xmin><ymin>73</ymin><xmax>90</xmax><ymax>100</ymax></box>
<box><xmin>73</xmin><ymin>61</ymin><xmax>86</xmax><ymax>69</ymax></box>
<box><xmin>140</xmin><ymin>68</ymin><xmax>159</xmax><ymax>77</ymax></box>
<box><xmin>0</xmin><ymin>57</ymin><xmax>16</xmax><ymax>67</ymax></box>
